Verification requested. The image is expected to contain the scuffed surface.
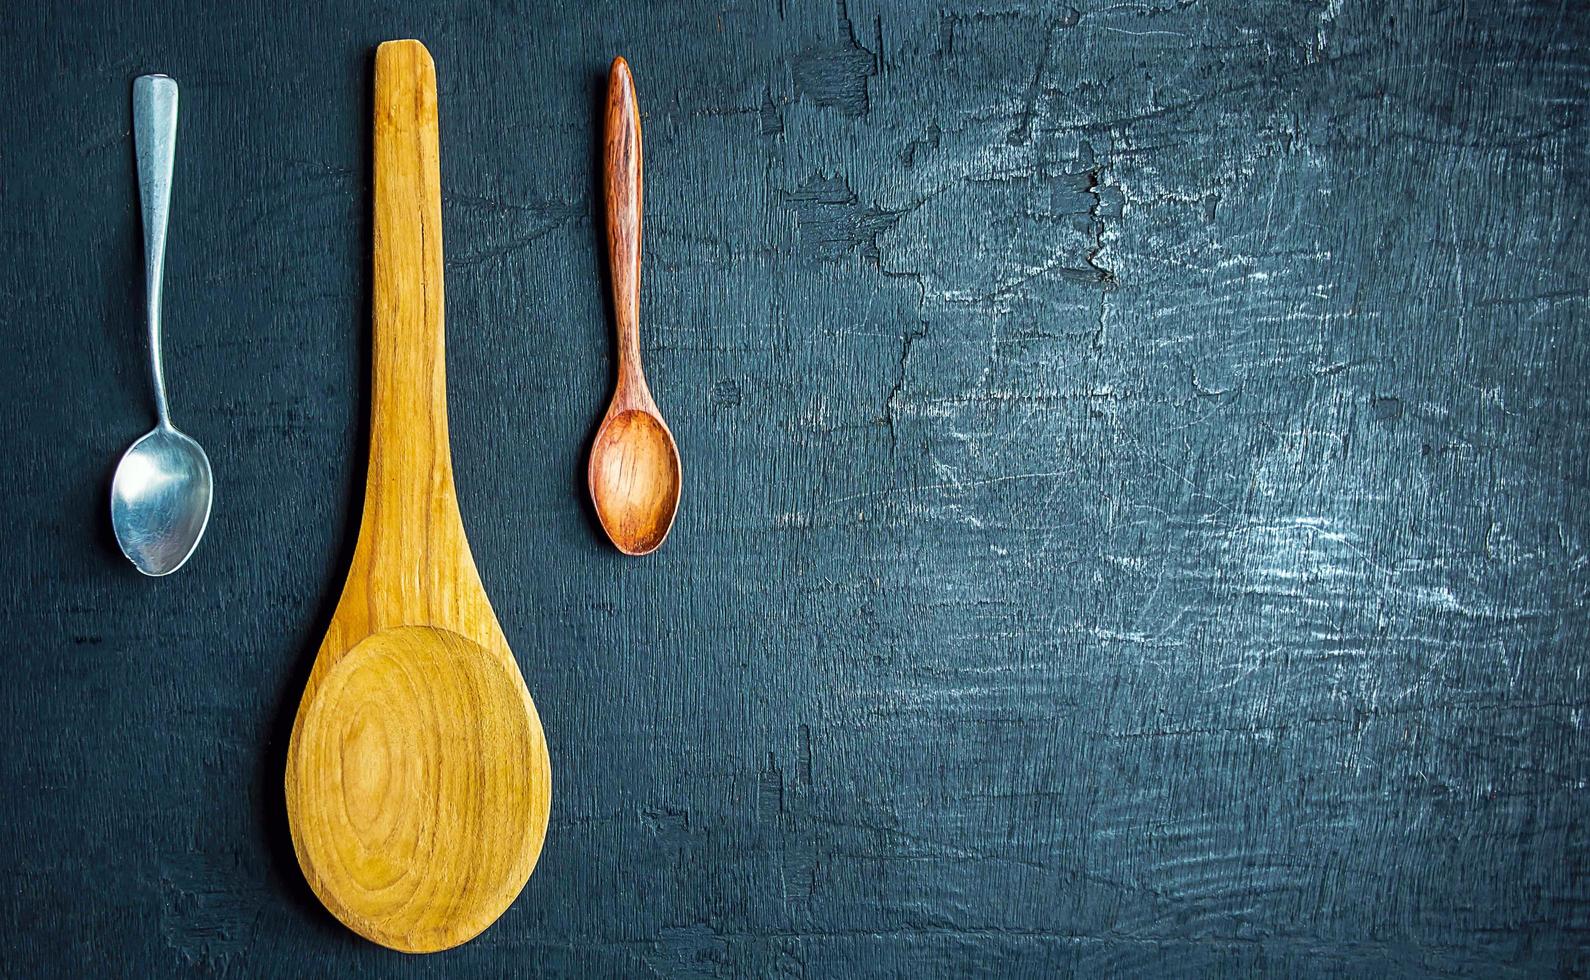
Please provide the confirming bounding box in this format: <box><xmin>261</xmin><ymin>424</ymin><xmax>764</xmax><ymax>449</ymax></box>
<box><xmin>1</xmin><ymin>0</ymin><xmax>1587</xmax><ymax>975</ymax></box>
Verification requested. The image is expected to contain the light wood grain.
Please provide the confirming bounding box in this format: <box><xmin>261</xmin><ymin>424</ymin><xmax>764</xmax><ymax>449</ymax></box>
<box><xmin>284</xmin><ymin>39</ymin><xmax>551</xmax><ymax>954</ymax></box>
<box><xmin>589</xmin><ymin>56</ymin><xmax>681</xmax><ymax>556</ymax></box>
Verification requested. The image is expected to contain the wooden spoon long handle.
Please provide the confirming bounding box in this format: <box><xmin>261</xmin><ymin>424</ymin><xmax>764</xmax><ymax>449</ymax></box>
<box><xmin>604</xmin><ymin>57</ymin><xmax>645</xmax><ymax>400</ymax></box>
<box><xmin>367</xmin><ymin>41</ymin><xmax>458</xmax><ymax>548</ymax></box>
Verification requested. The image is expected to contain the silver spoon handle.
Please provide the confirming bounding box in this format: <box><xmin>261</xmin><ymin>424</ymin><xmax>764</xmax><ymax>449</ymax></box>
<box><xmin>134</xmin><ymin>74</ymin><xmax>178</xmax><ymax>426</ymax></box>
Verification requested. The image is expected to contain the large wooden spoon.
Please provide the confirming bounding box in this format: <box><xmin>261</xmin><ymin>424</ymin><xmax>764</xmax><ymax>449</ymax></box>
<box><xmin>588</xmin><ymin>57</ymin><xmax>681</xmax><ymax>556</ymax></box>
<box><xmin>285</xmin><ymin>40</ymin><xmax>551</xmax><ymax>953</ymax></box>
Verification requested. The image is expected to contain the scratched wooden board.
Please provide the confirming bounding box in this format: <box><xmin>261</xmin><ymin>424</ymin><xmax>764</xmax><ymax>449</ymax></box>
<box><xmin>1</xmin><ymin>0</ymin><xmax>1586</xmax><ymax>976</ymax></box>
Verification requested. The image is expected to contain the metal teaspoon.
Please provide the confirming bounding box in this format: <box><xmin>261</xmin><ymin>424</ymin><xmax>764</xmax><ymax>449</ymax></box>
<box><xmin>110</xmin><ymin>74</ymin><xmax>213</xmax><ymax>576</ymax></box>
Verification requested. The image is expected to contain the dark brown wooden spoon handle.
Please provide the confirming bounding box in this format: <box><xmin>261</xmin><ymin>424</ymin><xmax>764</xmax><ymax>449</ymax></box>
<box><xmin>604</xmin><ymin>56</ymin><xmax>645</xmax><ymax>404</ymax></box>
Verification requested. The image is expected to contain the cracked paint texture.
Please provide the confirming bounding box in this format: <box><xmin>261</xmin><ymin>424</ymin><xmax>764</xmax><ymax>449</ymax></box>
<box><xmin>2</xmin><ymin>0</ymin><xmax>1587</xmax><ymax>976</ymax></box>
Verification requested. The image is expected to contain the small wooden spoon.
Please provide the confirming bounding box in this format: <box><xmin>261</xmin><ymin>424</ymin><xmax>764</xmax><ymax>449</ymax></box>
<box><xmin>588</xmin><ymin>57</ymin><xmax>681</xmax><ymax>556</ymax></box>
<box><xmin>285</xmin><ymin>40</ymin><xmax>551</xmax><ymax>953</ymax></box>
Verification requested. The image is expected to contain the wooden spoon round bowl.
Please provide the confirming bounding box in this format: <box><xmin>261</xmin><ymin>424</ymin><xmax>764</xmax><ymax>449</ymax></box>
<box><xmin>288</xmin><ymin>627</ymin><xmax>541</xmax><ymax>951</ymax></box>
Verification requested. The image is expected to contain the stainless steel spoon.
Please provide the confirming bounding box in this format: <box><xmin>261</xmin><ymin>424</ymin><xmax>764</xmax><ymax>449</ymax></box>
<box><xmin>110</xmin><ymin>74</ymin><xmax>212</xmax><ymax>576</ymax></box>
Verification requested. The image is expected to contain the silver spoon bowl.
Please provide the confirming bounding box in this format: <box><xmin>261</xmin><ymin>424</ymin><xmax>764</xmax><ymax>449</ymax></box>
<box><xmin>112</xmin><ymin>424</ymin><xmax>212</xmax><ymax>575</ymax></box>
<box><xmin>112</xmin><ymin>74</ymin><xmax>213</xmax><ymax>576</ymax></box>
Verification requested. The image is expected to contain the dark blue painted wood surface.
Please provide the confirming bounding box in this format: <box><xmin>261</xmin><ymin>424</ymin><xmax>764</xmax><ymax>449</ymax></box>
<box><xmin>2</xmin><ymin>1</ymin><xmax>1588</xmax><ymax>976</ymax></box>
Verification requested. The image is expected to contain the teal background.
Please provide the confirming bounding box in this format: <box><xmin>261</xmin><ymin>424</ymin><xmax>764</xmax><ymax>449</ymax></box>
<box><xmin>2</xmin><ymin>1</ymin><xmax>1587</xmax><ymax>976</ymax></box>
